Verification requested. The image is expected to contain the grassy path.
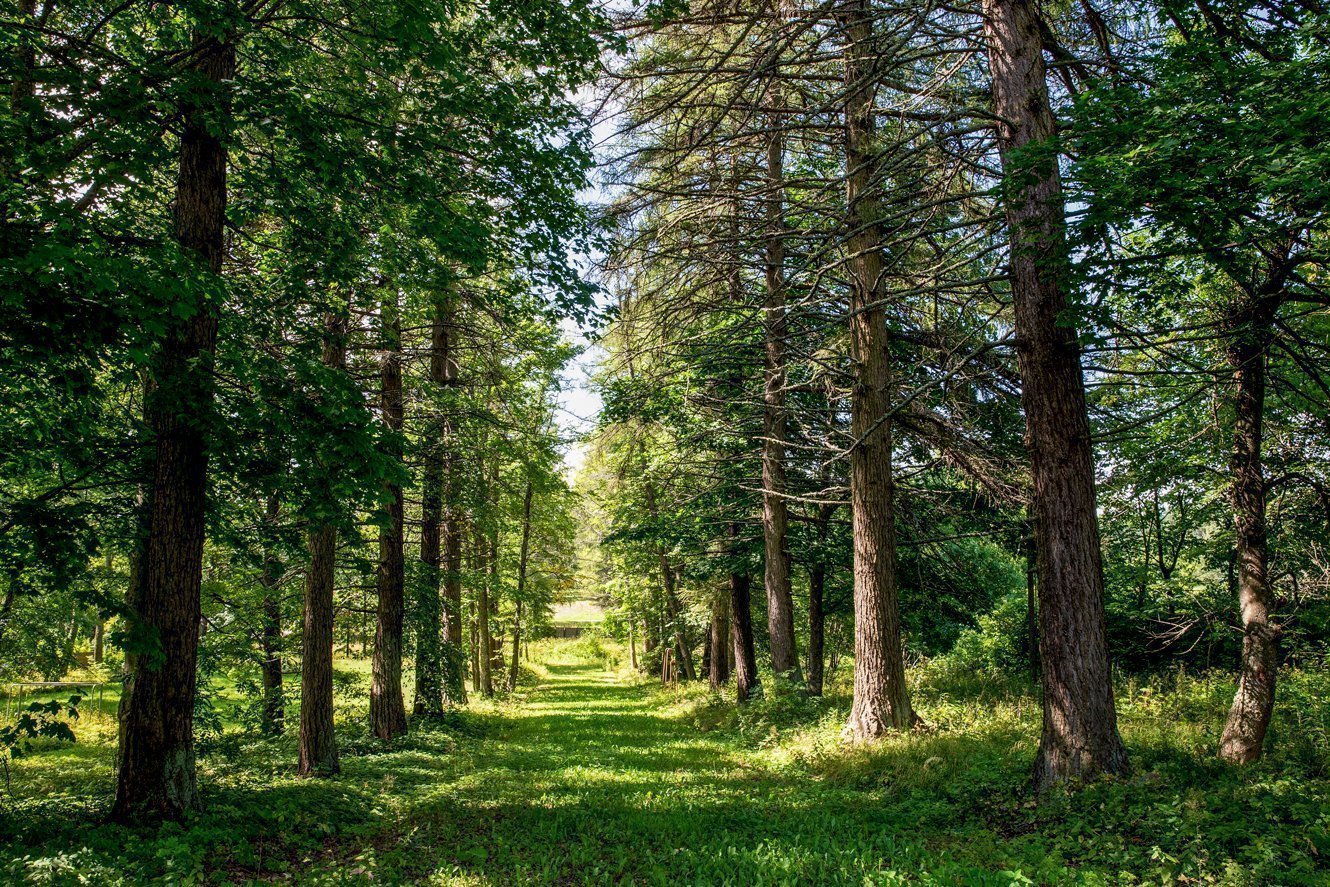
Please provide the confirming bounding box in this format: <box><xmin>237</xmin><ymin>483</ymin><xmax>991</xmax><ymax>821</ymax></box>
<box><xmin>10</xmin><ymin>640</ymin><xmax>1001</xmax><ymax>886</ymax></box>
<box><xmin>6</xmin><ymin>640</ymin><xmax>1319</xmax><ymax>884</ymax></box>
<box><xmin>0</xmin><ymin>640</ymin><xmax>1139</xmax><ymax>884</ymax></box>
<box><xmin>290</xmin><ymin>643</ymin><xmax>1019</xmax><ymax>886</ymax></box>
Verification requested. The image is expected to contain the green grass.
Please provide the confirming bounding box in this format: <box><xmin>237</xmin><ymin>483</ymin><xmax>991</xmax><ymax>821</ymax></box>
<box><xmin>0</xmin><ymin>641</ymin><xmax>1327</xmax><ymax>884</ymax></box>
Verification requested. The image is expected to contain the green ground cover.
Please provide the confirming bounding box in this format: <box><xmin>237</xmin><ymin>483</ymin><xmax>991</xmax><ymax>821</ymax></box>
<box><xmin>0</xmin><ymin>638</ymin><xmax>1326</xmax><ymax>885</ymax></box>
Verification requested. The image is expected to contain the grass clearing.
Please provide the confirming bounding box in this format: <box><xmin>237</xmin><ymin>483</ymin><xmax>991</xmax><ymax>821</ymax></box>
<box><xmin>550</xmin><ymin>600</ymin><xmax>608</xmax><ymax>625</ymax></box>
<box><xmin>0</xmin><ymin>640</ymin><xmax>1326</xmax><ymax>884</ymax></box>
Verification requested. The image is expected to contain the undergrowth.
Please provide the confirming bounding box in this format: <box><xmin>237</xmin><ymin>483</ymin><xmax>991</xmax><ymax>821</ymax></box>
<box><xmin>663</xmin><ymin>661</ymin><xmax>1330</xmax><ymax>885</ymax></box>
<box><xmin>0</xmin><ymin>643</ymin><xmax>1325</xmax><ymax>885</ymax></box>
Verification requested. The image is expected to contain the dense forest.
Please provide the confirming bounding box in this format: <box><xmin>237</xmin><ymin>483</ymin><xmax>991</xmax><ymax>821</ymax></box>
<box><xmin>1</xmin><ymin>0</ymin><xmax>1328</xmax><ymax>883</ymax></box>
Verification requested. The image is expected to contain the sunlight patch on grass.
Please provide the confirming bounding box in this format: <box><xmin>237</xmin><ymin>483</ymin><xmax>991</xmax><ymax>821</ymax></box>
<box><xmin>1</xmin><ymin>641</ymin><xmax>1327</xmax><ymax>885</ymax></box>
<box><xmin>549</xmin><ymin>599</ymin><xmax>605</xmax><ymax>625</ymax></box>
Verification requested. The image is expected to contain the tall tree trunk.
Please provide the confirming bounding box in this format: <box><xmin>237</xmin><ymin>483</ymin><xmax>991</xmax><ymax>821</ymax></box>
<box><xmin>701</xmin><ymin>627</ymin><xmax>712</xmax><ymax>679</ymax></box>
<box><xmin>709</xmin><ymin>594</ymin><xmax>731</xmax><ymax>690</ymax></box>
<box><xmin>984</xmin><ymin>0</ymin><xmax>1127</xmax><ymax>787</ymax></box>
<box><xmin>807</xmin><ymin>564</ymin><xmax>826</xmax><ymax>696</ymax></box>
<box><xmin>469</xmin><ymin>600</ymin><xmax>480</xmax><ymax>694</ymax></box>
<box><xmin>644</xmin><ymin>616</ymin><xmax>658</xmax><ymax>657</ymax></box>
<box><xmin>1024</xmin><ymin>523</ymin><xmax>1039</xmax><ymax>677</ymax></box>
<box><xmin>370</xmin><ymin>291</ymin><xmax>408</xmax><ymax>741</ymax></box>
<box><xmin>729</xmin><ymin>571</ymin><xmax>759</xmax><ymax>703</ymax></box>
<box><xmin>300</xmin><ymin>525</ymin><xmax>339</xmax><ymax>775</ymax></box>
<box><xmin>840</xmin><ymin>0</ymin><xmax>914</xmax><ymax>739</ymax></box>
<box><xmin>444</xmin><ymin>508</ymin><xmax>467</xmax><ymax>704</ymax></box>
<box><xmin>112</xmin><ymin>34</ymin><xmax>235</xmax><ymax>822</ymax></box>
<box><xmin>434</xmin><ymin>291</ymin><xmax>465</xmax><ymax>705</ymax></box>
<box><xmin>65</xmin><ymin>603</ymin><xmax>79</xmax><ymax>665</ymax></box>
<box><xmin>761</xmin><ymin>48</ymin><xmax>800</xmax><ymax>685</ymax></box>
<box><xmin>629</xmin><ymin>620</ymin><xmax>639</xmax><ymax>671</ymax></box>
<box><xmin>661</xmin><ymin>562</ymin><xmax>696</xmax><ymax>681</ymax></box>
<box><xmin>729</xmin><ymin>524</ymin><xmax>760</xmax><ymax>702</ymax></box>
<box><xmin>489</xmin><ymin>548</ymin><xmax>503</xmax><ymax>677</ymax></box>
<box><xmin>644</xmin><ymin>479</ymin><xmax>696</xmax><ymax>681</ymax></box>
<box><xmin>299</xmin><ymin>306</ymin><xmax>347</xmax><ymax>777</ymax></box>
<box><xmin>508</xmin><ymin>481</ymin><xmax>534</xmax><ymax>693</ymax></box>
<box><xmin>1219</xmin><ymin>306</ymin><xmax>1278</xmax><ymax>763</ymax></box>
<box><xmin>116</xmin><ymin>442</ymin><xmax>151</xmax><ymax>754</ymax></box>
<box><xmin>413</xmin><ymin>294</ymin><xmax>451</xmax><ymax>718</ymax></box>
<box><xmin>477</xmin><ymin>530</ymin><xmax>495</xmax><ymax>698</ymax></box>
<box><xmin>509</xmin><ymin>602</ymin><xmax>523</xmax><ymax>691</ymax></box>
<box><xmin>807</xmin><ymin>501</ymin><xmax>834</xmax><ymax>697</ymax></box>
<box><xmin>93</xmin><ymin>549</ymin><xmax>110</xmax><ymax>665</ymax></box>
<box><xmin>259</xmin><ymin>496</ymin><xmax>284</xmax><ymax>736</ymax></box>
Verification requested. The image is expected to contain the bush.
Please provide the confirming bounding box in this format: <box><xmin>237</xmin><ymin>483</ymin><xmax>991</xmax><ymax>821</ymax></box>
<box><xmin>929</xmin><ymin>591</ymin><xmax>1031</xmax><ymax>679</ymax></box>
<box><xmin>565</xmin><ymin>634</ymin><xmax>619</xmax><ymax>670</ymax></box>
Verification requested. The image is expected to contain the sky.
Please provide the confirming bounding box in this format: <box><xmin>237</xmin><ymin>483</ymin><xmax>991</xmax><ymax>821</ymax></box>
<box><xmin>554</xmin><ymin>317</ymin><xmax>604</xmax><ymax>479</ymax></box>
<box><xmin>552</xmin><ymin>75</ymin><xmax>626</xmax><ymax>481</ymax></box>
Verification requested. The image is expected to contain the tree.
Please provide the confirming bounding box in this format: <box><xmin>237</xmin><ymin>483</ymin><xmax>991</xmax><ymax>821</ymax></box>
<box><xmin>984</xmin><ymin>0</ymin><xmax>1128</xmax><ymax>786</ymax></box>
<box><xmin>112</xmin><ymin>29</ymin><xmax>237</xmax><ymax>821</ymax></box>
<box><xmin>1073</xmin><ymin>0</ymin><xmax>1330</xmax><ymax>762</ymax></box>
<box><xmin>370</xmin><ymin>290</ymin><xmax>408</xmax><ymax>740</ymax></box>
<box><xmin>759</xmin><ymin>1</ymin><xmax>801</xmax><ymax>685</ymax></box>
<box><xmin>299</xmin><ymin>306</ymin><xmax>350</xmax><ymax>778</ymax></box>
<box><xmin>414</xmin><ymin>290</ymin><xmax>454</xmax><ymax>718</ymax></box>
<box><xmin>839</xmin><ymin>0</ymin><xmax>915</xmax><ymax>738</ymax></box>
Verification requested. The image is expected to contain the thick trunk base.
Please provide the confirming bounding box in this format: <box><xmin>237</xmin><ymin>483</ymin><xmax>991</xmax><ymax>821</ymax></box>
<box><xmin>1219</xmin><ymin>623</ymin><xmax>1278</xmax><ymax>764</ymax></box>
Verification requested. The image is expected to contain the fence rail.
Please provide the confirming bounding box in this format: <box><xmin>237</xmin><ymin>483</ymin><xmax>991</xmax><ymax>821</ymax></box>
<box><xmin>4</xmin><ymin>681</ymin><xmax>109</xmax><ymax>721</ymax></box>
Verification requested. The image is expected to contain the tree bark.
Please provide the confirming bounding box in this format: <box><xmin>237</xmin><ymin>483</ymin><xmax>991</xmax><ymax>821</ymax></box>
<box><xmin>761</xmin><ymin>55</ymin><xmax>800</xmax><ymax>685</ymax></box>
<box><xmin>112</xmin><ymin>34</ymin><xmax>235</xmax><ymax>822</ymax></box>
<box><xmin>644</xmin><ymin>616</ymin><xmax>658</xmax><ymax>658</ymax></box>
<box><xmin>477</xmin><ymin>530</ymin><xmax>495</xmax><ymax>698</ymax></box>
<box><xmin>116</xmin><ymin>454</ymin><xmax>151</xmax><ymax>755</ymax></box>
<box><xmin>840</xmin><ymin>0</ymin><xmax>914</xmax><ymax>739</ymax></box>
<box><xmin>640</xmin><ymin>474</ymin><xmax>696</xmax><ymax>682</ymax></box>
<box><xmin>807</xmin><ymin>564</ymin><xmax>826</xmax><ymax>696</ymax></box>
<box><xmin>370</xmin><ymin>291</ymin><xmax>408</xmax><ymax>741</ymax></box>
<box><xmin>807</xmin><ymin>501</ymin><xmax>834</xmax><ymax>697</ymax></box>
<box><xmin>1219</xmin><ymin>306</ymin><xmax>1278</xmax><ymax>764</ymax></box>
<box><xmin>508</xmin><ymin>481</ymin><xmax>534</xmax><ymax>693</ymax></box>
<box><xmin>983</xmin><ymin>0</ymin><xmax>1127</xmax><ymax>787</ymax></box>
<box><xmin>444</xmin><ymin>508</ymin><xmax>467</xmax><ymax>702</ymax></box>
<box><xmin>660</xmin><ymin>561</ymin><xmax>696</xmax><ymax>682</ymax></box>
<box><xmin>413</xmin><ymin>294</ymin><xmax>451</xmax><ymax>719</ymax></box>
<box><xmin>729</xmin><ymin>571</ymin><xmax>759</xmax><ymax>702</ymax></box>
<box><xmin>259</xmin><ymin>496</ymin><xmax>284</xmax><ymax>735</ymax></box>
<box><xmin>299</xmin><ymin>306</ymin><xmax>347</xmax><ymax>777</ymax></box>
<box><xmin>470</xmin><ymin>600</ymin><xmax>480</xmax><ymax>694</ymax></box>
<box><xmin>709</xmin><ymin>594</ymin><xmax>731</xmax><ymax>690</ymax></box>
<box><xmin>300</xmin><ymin>525</ymin><xmax>339</xmax><ymax>775</ymax></box>
<box><xmin>440</xmin><ymin>295</ymin><xmax>467</xmax><ymax>705</ymax></box>
<box><xmin>728</xmin><ymin>525</ymin><xmax>760</xmax><ymax>702</ymax></box>
<box><xmin>1024</xmin><ymin>524</ymin><xmax>1039</xmax><ymax>678</ymax></box>
<box><xmin>489</xmin><ymin>553</ymin><xmax>504</xmax><ymax>678</ymax></box>
<box><xmin>93</xmin><ymin>550</ymin><xmax>110</xmax><ymax>665</ymax></box>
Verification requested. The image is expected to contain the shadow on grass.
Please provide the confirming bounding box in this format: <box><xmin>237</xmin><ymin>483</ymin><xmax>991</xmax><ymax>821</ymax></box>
<box><xmin>0</xmin><ymin>651</ymin><xmax>1326</xmax><ymax>886</ymax></box>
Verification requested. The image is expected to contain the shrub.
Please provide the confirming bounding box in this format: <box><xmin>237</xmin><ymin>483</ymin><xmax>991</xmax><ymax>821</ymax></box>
<box><xmin>930</xmin><ymin>591</ymin><xmax>1031</xmax><ymax>679</ymax></box>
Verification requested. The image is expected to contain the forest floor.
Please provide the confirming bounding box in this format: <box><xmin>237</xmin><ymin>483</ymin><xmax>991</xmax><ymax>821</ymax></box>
<box><xmin>0</xmin><ymin>638</ymin><xmax>1328</xmax><ymax>884</ymax></box>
